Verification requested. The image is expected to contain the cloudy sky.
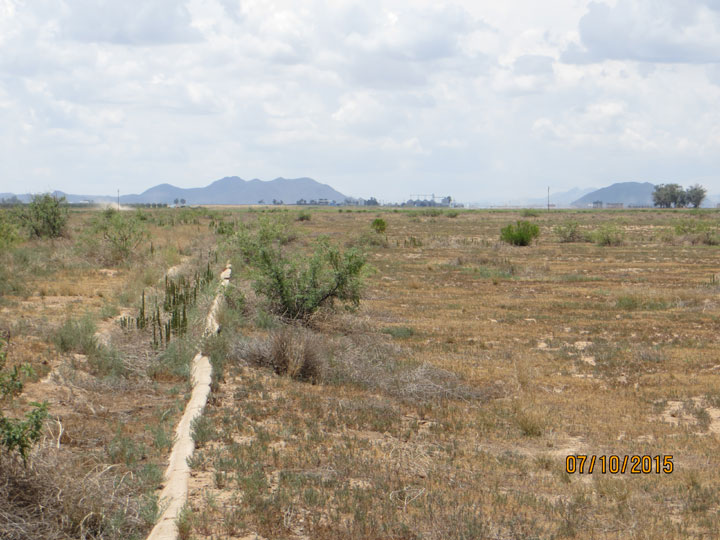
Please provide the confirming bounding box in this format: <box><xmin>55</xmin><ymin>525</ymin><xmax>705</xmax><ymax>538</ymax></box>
<box><xmin>1</xmin><ymin>0</ymin><xmax>720</xmax><ymax>203</ymax></box>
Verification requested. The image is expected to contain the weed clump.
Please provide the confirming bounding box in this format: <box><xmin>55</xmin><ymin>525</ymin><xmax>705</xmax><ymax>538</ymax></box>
<box><xmin>500</xmin><ymin>220</ymin><xmax>540</xmax><ymax>246</ymax></box>
<box><xmin>554</xmin><ymin>220</ymin><xmax>583</xmax><ymax>243</ymax></box>
<box><xmin>592</xmin><ymin>224</ymin><xmax>624</xmax><ymax>246</ymax></box>
<box><xmin>371</xmin><ymin>218</ymin><xmax>386</xmax><ymax>234</ymax></box>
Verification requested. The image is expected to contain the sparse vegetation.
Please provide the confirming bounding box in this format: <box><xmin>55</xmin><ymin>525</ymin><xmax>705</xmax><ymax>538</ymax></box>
<box><xmin>592</xmin><ymin>223</ymin><xmax>624</xmax><ymax>246</ymax></box>
<box><xmin>5</xmin><ymin>206</ymin><xmax>720</xmax><ymax>539</ymax></box>
<box><xmin>554</xmin><ymin>220</ymin><xmax>583</xmax><ymax>242</ymax></box>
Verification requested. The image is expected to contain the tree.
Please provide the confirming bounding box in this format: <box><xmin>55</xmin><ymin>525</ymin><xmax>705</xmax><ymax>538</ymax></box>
<box><xmin>180</xmin><ymin>198</ymin><xmax>186</xmax><ymax>205</ymax></box>
<box><xmin>174</xmin><ymin>198</ymin><xmax>179</xmax><ymax>205</ymax></box>
<box><xmin>19</xmin><ymin>194</ymin><xmax>69</xmax><ymax>238</ymax></box>
<box><xmin>653</xmin><ymin>184</ymin><xmax>686</xmax><ymax>208</ymax></box>
<box><xmin>685</xmin><ymin>184</ymin><xmax>707</xmax><ymax>208</ymax></box>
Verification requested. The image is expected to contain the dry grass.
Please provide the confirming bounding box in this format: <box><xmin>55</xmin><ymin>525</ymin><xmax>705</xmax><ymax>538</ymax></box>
<box><xmin>182</xmin><ymin>207</ymin><xmax>720</xmax><ymax>540</ymax></box>
<box><xmin>6</xmin><ymin>206</ymin><xmax>720</xmax><ymax>538</ymax></box>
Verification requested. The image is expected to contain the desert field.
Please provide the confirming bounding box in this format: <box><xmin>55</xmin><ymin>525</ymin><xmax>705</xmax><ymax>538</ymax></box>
<box><xmin>2</xmin><ymin>205</ymin><xmax>720</xmax><ymax>539</ymax></box>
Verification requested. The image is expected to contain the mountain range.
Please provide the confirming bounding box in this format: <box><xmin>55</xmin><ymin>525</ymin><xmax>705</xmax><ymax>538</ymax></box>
<box><xmin>570</xmin><ymin>182</ymin><xmax>656</xmax><ymax>207</ymax></box>
<box><xmin>0</xmin><ymin>176</ymin><xmax>347</xmax><ymax>205</ymax></box>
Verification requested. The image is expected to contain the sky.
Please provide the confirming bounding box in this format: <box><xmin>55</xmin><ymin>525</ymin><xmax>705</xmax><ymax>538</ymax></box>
<box><xmin>1</xmin><ymin>0</ymin><xmax>720</xmax><ymax>203</ymax></box>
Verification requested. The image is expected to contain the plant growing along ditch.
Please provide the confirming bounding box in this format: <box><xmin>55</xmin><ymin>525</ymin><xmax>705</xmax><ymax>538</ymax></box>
<box><xmin>233</xmin><ymin>217</ymin><xmax>366</xmax><ymax>320</ymax></box>
<box><xmin>120</xmin><ymin>261</ymin><xmax>215</xmax><ymax>349</ymax></box>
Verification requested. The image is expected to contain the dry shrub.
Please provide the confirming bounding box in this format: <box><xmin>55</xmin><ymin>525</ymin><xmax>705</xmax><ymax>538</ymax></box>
<box><xmin>0</xmin><ymin>442</ymin><xmax>152</xmax><ymax>540</ymax></box>
<box><xmin>327</xmin><ymin>334</ymin><xmax>497</xmax><ymax>404</ymax></box>
<box><xmin>232</xmin><ymin>320</ymin><xmax>499</xmax><ymax>405</ymax></box>
<box><xmin>238</xmin><ymin>326</ymin><xmax>324</xmax><ymax>383</ymax></box>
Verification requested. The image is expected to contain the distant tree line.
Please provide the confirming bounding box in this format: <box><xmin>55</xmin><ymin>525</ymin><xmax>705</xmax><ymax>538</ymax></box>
<box><xmin>652</xmin><ymin>184</ymin><xmax>706</xmax><ymax>208</ymax></box>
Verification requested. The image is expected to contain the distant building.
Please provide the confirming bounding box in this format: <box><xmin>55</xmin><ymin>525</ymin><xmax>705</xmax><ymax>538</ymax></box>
<box><xmin>606</xmin><ymin>202</ymin><xmax>624</xmax><ymax>209</ymax></box>
<box><xmin>592</xmin><ymin>200</ymin><xmax>603</xmax><ymax>209</ymax></box>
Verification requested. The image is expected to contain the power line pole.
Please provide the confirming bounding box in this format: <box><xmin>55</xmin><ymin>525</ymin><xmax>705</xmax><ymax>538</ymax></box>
<box><xmin>117</xmin><ymin>189</ymin><xmax>120</xmax><ymax>211</ymax></box>
<box><xmin>547</xmin><ymin>186</ymin><xmax>550</xmax><ymax>213</ymax></box>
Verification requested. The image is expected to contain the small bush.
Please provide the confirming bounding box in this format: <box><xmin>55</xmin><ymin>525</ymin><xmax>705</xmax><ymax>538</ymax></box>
<box><xmin>500</xmin><ymin>220</ymin><xmax>540</xmax><ymax>246</ymax></box>
<box><xmin>554</xmin><ymin>220</ymin><xmax>582</xmax><ymax>243</ymax></box>
<box><xmin>0</xmin><ymin>403</ymin><xmax>48</xmax><ymax>465</ymax></box>
<box><xmin>92</xmin><ymin>209</ymin><xmax>149</xmax><ymax>263</ymax></box>
<box><xmin>592</xmin><ymin>224</ymin><xmax>624</xmax><ymax>246</ymax></box>
<box><xmin>190</xmin><ymin>415</ymin><xmax>216</xmax><ymax>448</ymax></box>
<box><xmin>446</xmin><ymin>210</ymin><xmax>459</xmax><ymax>218</ymax></box>
<box><xmin>296</xmin><ymin>211</ymin><xmax>311</xmax><ymax>222</ymax></box>
<box><xmin>521</xmin><ymin>209</ymin><xmax>540</xmax><ymax>218</ymax></box>
<box><xmin>53</xmin><ymin>316</ymin><xmax>98</xmax><ymax>356</ymax></box>
<box><xmin>382</xmin><ymin>326</ymin><xmax>415</xmax><ymax>339</ymax></box>
<box><xmin>371</xmin><ymin>218</ymin><xmax>386</xmax><ymax>234</ymax></box>
<box><xmin>412</xmin><ymin>208</ymin><xmax>443</xmax><ymax>217</ymax></box>
<box><xmin>0</xmin><ymin>212</ymin><xmax>20</xmax><ymax>250</ymax></box>
<box><xmin>239</xmin><ymin>220</ymin><xmax>365</xmax><ymax>320</ymax></box>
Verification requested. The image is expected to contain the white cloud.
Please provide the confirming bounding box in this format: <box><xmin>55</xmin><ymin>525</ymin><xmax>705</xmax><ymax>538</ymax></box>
<box><xmin>563</xmin><ymin>0</ymin><xmax>720</xmax><ymax>64</ymax></box>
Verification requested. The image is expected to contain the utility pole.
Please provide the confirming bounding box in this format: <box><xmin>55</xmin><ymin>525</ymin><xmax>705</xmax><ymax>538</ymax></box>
<box><xmin>547</xmin><ymin>186</ymin><xmax>550</xmax><ymax>213</ymax></box>
<box><xmin>117</xmin><ymin>189</ymin><xmax>120</xmax><ymax>211</ymax></box>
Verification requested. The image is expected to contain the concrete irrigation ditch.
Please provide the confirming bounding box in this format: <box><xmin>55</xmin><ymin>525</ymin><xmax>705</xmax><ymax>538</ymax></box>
<box><xmin>147</xmin><ymin>263</ymin><xmax>232</xmax><ymax>540</ymax></box>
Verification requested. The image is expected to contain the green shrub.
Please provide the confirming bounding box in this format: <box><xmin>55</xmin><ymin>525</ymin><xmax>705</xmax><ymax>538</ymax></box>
<box><xmin>554</xmin><ymin>220</ymin><xmax>582</xmax><ymax>243</ymax></box>
<box><xmin>190</xmin><ymin>415</ymin><xmax>215</xmax><ymax>448</ymax></box>
<box><xmin>0</xmin><ymin>211</ymin><xmax>20</xmax><ymax>250</ymax></box>
<box><xmin>500</xmin><ymin>220</ymin><xmax>540</xmax><ymax>246</ymax></box>
<box><xmin>0</xmin><ymin>402</ymin><xmax>48</xmax><ymax>464</ymax></box>
<box><xmin>237</xmin><ymin>220</ymin><xmax>365</xmax><ymax>320</ymax></box>
<box><xmin>592</xmin><ymin>224</ymin><xmax>624</xmax><ymax>246</ymax></box>
<box><xmin>53</xmin><ymin>315</ymin><xmax>98</xmax><ymax>356</ymax></box>
<box><xmin>371</xmin><ymin>218</ymin><xmax>387</xmax><ymax>234</ymax></box>
<box><xmin>296</xmin><ymin>211</ymin><xmax>311</xmax><ymax>222</ymax></box>
<box><xmin>19</xmin><ymin>194</ymin><xmax>68</xmax><ymax>238</ymax></box>
<box><xmin>255</xmin><ymin>240</ymin><xmax>365</xmax><ymax>320</ymax></box>
<box><xmin>92</xmin><ymin>209</ymin><xmax>149</xmax><ymax>263</ymax></box>
<box><xmin>416</xmin><ymin>208</ymin><xmax>443</xmax><ymax>217</ymax></box>
<box><xmin>0</xmin><ymin>339</ymin><xmax>48</xmax><ymax>464</ymax></box>
<box><xmin>446</xmin><ymin>210</ymin><xmax>459</xmax><ymax>218</ymax></box>
<box><xmin>0</xmin><ymin>341</ymin><xmax>33</xmax><ymax>400</ymax></box>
